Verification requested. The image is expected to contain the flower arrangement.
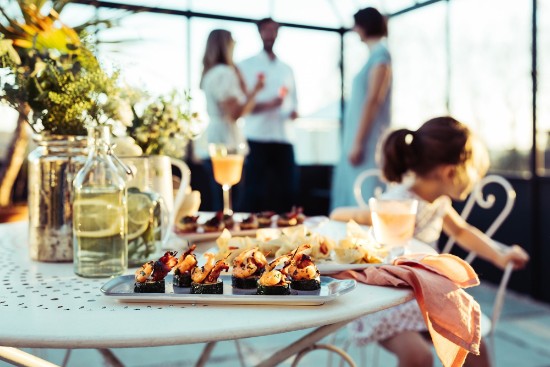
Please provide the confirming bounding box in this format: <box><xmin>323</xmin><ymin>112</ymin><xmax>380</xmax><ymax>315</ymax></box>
<box><xmin>126</xmin><ymin>90</ymin><xmax>203</xmax><ymax>158</ymax></box>
<box><xmin>0</xmin><ymin>1</ymin><xmax>120</xmax><ymax>136</ymax></box>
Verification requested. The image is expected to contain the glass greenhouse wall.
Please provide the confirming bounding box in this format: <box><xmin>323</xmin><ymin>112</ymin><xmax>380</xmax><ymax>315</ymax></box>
<box><xmin>52</xmin><ymin>0</ymin><xmax>549</xmax><ymax>175</ymax></box>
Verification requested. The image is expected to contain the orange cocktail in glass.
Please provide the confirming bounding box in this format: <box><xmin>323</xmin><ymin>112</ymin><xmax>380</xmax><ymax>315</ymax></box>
<box><xmin>211</xmin><ymin>154</ymin><xmax>244</xmax><ymax>186</ymax></box>
<box><xmin>209</xmin><ymin>143</ymin><xmax>245</xmax><ymax>215</ymax></box>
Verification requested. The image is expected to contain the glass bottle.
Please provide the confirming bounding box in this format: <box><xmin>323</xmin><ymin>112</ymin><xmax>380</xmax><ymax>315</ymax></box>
<box><xmin>72</xmin><ymin>125</ymin><xmax>128</xmax><ymax>278</ymax></box>
<box><xmin>118</xmin><ymin>157</ymin><xmax>168</xmax><ymax>266</ymax></box>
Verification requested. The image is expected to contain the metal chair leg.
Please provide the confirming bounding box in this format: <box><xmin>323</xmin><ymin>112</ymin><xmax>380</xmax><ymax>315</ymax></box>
<box><xmin>292</xmin><ymin>344</ymin><xmax>356</xmax><ymax>367</ymax></box>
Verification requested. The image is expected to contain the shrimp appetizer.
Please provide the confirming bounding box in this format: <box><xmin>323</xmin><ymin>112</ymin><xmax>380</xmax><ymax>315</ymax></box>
<box><xmin>257</xmin><ymin>255</ymin><xmax>291</xmax><ymax>295</ymax></box>
<box><xmin>134</xmin><ymin>251</ymin><xmax>178</xmax><ymax>293</ymax></box>
<box><xmin>173</xmin><ymin>244</ymin><xmax>198</xmax><ymax>287</ymax></box>
<box><xmin>232</xmin><ymin>247</ymin><xmax>268</xmax><ymax>289</ymax></box>
<box><xmin>190</xmin><ymin>252</ymin><xmax>229</xmax><ymax>294</ymax></box>
<box><xmin>284</xmin><ymin>244</ymin><xmax>321</xmax><ymax>291</ymax></box>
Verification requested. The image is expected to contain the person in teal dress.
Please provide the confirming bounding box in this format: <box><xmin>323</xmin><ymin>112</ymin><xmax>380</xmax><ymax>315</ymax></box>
<box><xmin>330</xmin><ymin>7</ymin><xmax>392</xmax><ymax>210</ymax></box>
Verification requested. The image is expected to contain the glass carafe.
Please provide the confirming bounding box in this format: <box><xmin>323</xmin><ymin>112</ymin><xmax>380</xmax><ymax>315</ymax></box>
<box><xmin>122</xmin><ymin>157</ymin><xmax>168</xmax><ymax>266</ymax></box>
<box><xmin>72</xmin><ymin>125</ymin><xmax>127</xmax><ymax>278</ymax></box>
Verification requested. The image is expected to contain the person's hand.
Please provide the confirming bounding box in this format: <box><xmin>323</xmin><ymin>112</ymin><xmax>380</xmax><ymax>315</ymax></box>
<box><xmin>253</xmin><ymin>73</ymin><xmax>266</xmax><ymax>93</ymax></box>
<box><xmin>348</xmin><ymin>143</ymin><xmax>365</xmax><ymax>166</ymax></box>
<box><xmin>289</xmin><ymin>111</ymin><xmax>298</xmax><ymax>120</ymax></box>
<box><xmin>497</xmin><ymin>244</ymin><xmax>530</xmax><ymax>270</ymax></box>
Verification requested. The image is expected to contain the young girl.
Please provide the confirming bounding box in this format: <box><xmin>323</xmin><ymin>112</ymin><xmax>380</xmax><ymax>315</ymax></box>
<box><xmin>331</xmin><ymin>116</ymin><xmax>529</xmax><ymax>367</ymax></box>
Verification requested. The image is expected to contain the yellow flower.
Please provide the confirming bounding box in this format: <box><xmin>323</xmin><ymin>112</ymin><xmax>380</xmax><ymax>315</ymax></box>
<box><xmin>0</xmin><ymin>39</ymin><xmax>21</xmax><ymax>64</ymax></box>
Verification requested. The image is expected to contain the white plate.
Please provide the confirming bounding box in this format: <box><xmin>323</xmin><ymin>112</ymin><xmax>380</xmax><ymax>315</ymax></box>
<box><xmin>315</xmin><ymin>260</ymin><xmax>383</xmax><ymax>274</ymax></box>
<box><xmin>315</xmin><ymin>239</ymin><xmax>437</xmax><ymax>274</ymax></box>
<box><xmin>101</xmin><ymin>275</ymin><xmax>356</xmax><ymax>306</ymax></box>
<box><xmin>174</xmin><ymin>215</ymin><xmax>329</xmax><ymax>243</ymax></box>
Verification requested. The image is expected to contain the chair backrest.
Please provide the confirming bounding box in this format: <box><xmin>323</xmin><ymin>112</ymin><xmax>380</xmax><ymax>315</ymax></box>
<box><xmin>441</xmin><ymin>174</ymin><xmax>516</xmax><ymax>262</ymax></box>
<box><xmin>440</xmin><ymin>174</ymin><xmax>516</xmax><ymax>342</ymax></box>
<box><xmin>353</xmin><ymin>168</ymin><xmax>386</xmax><ymax>208</ymax></box>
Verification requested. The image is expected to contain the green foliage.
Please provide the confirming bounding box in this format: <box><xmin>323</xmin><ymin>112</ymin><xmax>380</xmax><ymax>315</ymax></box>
<box><xmin>127</xmin><ymin>90</ymin><xmax>203</xmax><ymax>158</ymax></box>
<box><xmin>0</xmin><ymin>2</ymin><xmax>120</xmax><ymax>135</ymax></box>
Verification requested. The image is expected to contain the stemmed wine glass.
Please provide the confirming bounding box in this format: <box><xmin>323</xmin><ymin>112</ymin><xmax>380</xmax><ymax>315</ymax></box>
<box><xmin>208</xmin><ymin>143</ymin><xmax>245</xmax><ymax>215</ymax></box>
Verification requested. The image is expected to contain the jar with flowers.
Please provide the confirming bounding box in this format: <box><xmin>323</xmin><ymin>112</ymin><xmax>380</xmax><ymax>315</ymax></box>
<box><xmin>0</xmin><ymin>2</ymin><xmax>122</xmax><ymax>261</ymax></box>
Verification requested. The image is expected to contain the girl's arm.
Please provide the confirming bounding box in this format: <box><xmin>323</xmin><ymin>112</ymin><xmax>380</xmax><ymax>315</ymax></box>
<box><xmin>442</xmin><ymin>206</ymin><xmax>529</xmax><ymax>270</ymax></box>
<box><xmin>330</xmin><ymin>206</ymin><xmax>373</xmax><ymax>226</ymax></box>
<box><xmin>348</xmin><ymin>63</ymin><xmax>392</xmax><ymax>166</ymax></box>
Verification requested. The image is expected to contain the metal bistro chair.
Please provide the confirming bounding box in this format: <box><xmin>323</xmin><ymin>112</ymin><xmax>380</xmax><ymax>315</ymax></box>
<box><xmin>329</xmin><ymin>174</ymin><xmax>518</xmax><ymax>367</ymax></box>
<box><xmin>441</xmin><ymin>174</ymin><xmax>517</xmax><ymax>366</ymax></box>
<box><xmin>353</xmin><ymin>168</ymin><xmax>387</xmax><ymax>208</ymax></box>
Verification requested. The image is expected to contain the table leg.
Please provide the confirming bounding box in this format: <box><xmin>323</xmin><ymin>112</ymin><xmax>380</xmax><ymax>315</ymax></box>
<box><xmin>97</xmin><ymin>349</ymin><xmax>124</xmax><ymax>367</ymax></box>
<box><xmin>0</xmin><ymin>347</ymin><xmax>60</xmax><ymax>367</ymax></box>
<box><xmin>256</xmin><ymin>320</ymin><xmax>352</xmax><ymax>367</ymax></box>
<box><xmin>195</xmin><ymin>341</ymin><xmax>217</xmax><ymax>367</ymax></box>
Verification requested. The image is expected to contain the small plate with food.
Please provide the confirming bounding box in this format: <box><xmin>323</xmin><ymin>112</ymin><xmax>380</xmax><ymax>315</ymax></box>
<box><xmin>173</xmin><ymin>209</ymin><xmax>327</xmax><ymax>244</ymax></box>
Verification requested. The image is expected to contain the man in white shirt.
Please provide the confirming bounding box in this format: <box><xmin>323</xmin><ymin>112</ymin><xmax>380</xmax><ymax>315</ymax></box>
<box><xmin>238</xmin><ymin>18</ymin><xmax>299</xmax><ymax>213</ymax></box>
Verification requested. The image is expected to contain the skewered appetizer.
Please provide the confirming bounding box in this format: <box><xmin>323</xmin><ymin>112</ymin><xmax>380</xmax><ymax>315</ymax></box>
<box><xmin>134</xmin><ymin>251</ymin><xmax>178</xmax><ymax>293</ymax></box>
<box><xmin>239</xmin><ymin>213</ymin><xmax>259</xmax><ymax>230</ymax></box>
<box><xmin>202</xmin><ymin>211</ymin><xmax>226</xmax><ymax>233</ymax></box>
<box><xmin>232</xmin><ymin>247</ymin><xmax>268</xmax><ymax>289</ymax></box>
<box><xmin>257</xmin><ymin>211</ymin><xmax>276</xmax><ymax>228</ymax></box>
<box><xmin>257</xmin><ymin>255</ymin><xmax>291</xmax><ymax>295</ymax></box>
<box><xmin>190</xmin><ymin>253</ymin><xmax>229</xmax><ymax>294</ymax></box>
<box><xmin>277</xmin><ymin>206</ymin><xmax>306</xmax><ymax>227</ymax></box>
<box><xmin>173</xmin><ymin>244</ymin><xmax>198</xmax><ymax>287</ymax></box>
<box><xmin>177</xmin><ymin>215</ymin><xmax>200</xmax><ymax>233</ymax></box>
<box><xmin>284</xmin><ymin>244</ymin><xmax>321</xmax><ymax>291</ymax></box>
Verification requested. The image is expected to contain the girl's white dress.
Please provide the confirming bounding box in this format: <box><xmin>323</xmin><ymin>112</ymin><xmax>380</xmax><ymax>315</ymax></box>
<box><xmin>348</xmin><ymin>184</ymin><xmax>451</xmax><ymax>345</ymax></box>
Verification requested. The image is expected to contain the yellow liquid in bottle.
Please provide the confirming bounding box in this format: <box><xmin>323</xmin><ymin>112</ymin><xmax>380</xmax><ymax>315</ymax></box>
<box><xmin>73</xmin><ymin>188</ymin><xmax>127</xmax><ymax>278</ymax></box>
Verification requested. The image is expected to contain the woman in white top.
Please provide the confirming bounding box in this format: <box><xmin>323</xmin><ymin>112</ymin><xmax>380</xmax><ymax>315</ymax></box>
<box><xmin>200</xmin><ymin>29</ymin><xmax>263</xmax><ymax>210</ymax></box>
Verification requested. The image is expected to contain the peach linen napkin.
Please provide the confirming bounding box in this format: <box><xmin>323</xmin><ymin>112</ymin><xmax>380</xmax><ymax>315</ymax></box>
<box><xmin>332</xmin><ymin>253</ymin><xmax>481</xmax><ymax>367</ymax></box>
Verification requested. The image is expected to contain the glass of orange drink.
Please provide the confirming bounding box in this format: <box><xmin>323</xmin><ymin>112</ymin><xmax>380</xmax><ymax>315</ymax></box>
<box><xmin>208</xmin><ymin>143</ymin><xmax>246</xmax><ymax>215</ymax></box>
<box><xmin>369</xmin><ymin>198</ymin><xmax>418</xmax><ymax>259</ymax></box>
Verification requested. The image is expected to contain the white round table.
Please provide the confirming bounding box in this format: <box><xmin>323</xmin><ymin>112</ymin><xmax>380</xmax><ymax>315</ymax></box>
<box><xmin>0</xmin><ymin>220</ymin><xmax>435</xmax><ymax>366</ymax></box>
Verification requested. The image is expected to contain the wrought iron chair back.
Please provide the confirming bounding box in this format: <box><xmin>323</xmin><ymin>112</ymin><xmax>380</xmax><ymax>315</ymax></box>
<box><xmin>353</xmin><ymin>168</ymin><xmax>386</xmax><ymax>208</ymax></box>
<box><xmin>440</xmin><ymin>174</ymin><xmax>517</xmax><ymax>365</ymax></box>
